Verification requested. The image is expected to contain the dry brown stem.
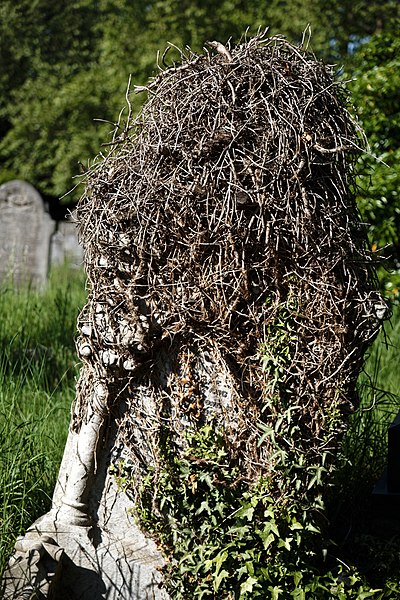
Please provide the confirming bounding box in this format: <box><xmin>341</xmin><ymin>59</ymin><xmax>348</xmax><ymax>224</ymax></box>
<box><xmin>75</xmin><ymin>32</ymin><xmax>386</xmax><ymax>485</ymax></box>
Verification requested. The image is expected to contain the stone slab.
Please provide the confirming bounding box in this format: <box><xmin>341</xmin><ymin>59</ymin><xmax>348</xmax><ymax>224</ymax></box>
<box><xmin>0</xmin><ymin>180</ymin><xmax>55</xmax><ymax>286</ymax></box>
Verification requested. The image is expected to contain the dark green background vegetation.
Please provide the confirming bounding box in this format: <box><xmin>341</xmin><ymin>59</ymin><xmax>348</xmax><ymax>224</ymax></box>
<box><xmin>0</xmin><ymin>0</ymin><xmax>399</xmax><ymax>294</ymax></box>
<box><xmin>1</xmin><ymin>3</ymin><xmax>400</xmax><ymax>596</ymax></box>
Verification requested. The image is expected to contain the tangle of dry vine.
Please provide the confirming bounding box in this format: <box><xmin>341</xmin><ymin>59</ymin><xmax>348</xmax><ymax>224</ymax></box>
<box><xmin>75</xmin><ymin>32</ymin><xmax>387</xmax><ymax>485</ymax></box>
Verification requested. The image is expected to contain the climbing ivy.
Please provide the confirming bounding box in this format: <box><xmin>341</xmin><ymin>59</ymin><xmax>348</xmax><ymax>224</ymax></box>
<box><xmin>132</xmin><ymin>423</ymin><xmax>382</xmax><ymax>599</ymax></box>
<box><xmin>114</xmin><ymin>294</ymin><xmax>384</xmax><ymax>598</ymax></box>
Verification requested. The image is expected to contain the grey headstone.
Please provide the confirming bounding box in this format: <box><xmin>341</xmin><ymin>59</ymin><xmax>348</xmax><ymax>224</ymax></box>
<box><xmin>50</xmin><ymin>213</ymin><xmax>83</xmax><ymax>268</ymax></box>
<box><xmin>0</xmin><ymin>180</ymin><xmax>55</xmax><ymax>285</ymax></box>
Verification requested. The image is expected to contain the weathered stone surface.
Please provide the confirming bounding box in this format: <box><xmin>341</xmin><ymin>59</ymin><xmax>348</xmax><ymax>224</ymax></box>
<box><xmin>2</xmin><ymin>511</ymin><xmax>167</xmax><ymax>599</ymax></box>
<box><xmin>50</xmin><ymin>214</ymin><xmax>83</xmax><ymax>269</ymax></box>
<box><xmin>1</xmin><ymin>403</ymin><xmax>168</xmax><ymax>600</ymax></box>
<box><xmin>0</xmin><ymin>180</ymin><xmax>55</xmax><ymax>286</ymax></box>
<box><xmin>1</xmin><ymin>535</ymin><xmax>64</xmax><ymax>599</ymax></box>
<box><xmin>0</xmin><ymin>181</ymin><xmax>83</xmax><ymax>285</ymax></box>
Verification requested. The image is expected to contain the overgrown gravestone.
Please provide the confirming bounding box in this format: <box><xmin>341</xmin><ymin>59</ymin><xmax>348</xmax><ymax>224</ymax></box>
<box><xmin>0</xmin><ymin>180</ymin><xmax>55</xmax><ymax>285</ymax></box>
<box><xmin>2</xmin><ymin>33</ymin><xmax>388</xmax><ymax>599</ymax></box>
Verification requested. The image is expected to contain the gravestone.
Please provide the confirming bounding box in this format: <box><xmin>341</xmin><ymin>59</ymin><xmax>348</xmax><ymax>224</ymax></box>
<box><xmin>1</xmin><ymin>34</ymin><xmax>386</xmax><ymax>599</ymax></box>
<box><xmin>50</xmin><ymin>213</ymin><xmax>83</xmax><ymax>269</ymax></box>
<box><xmin>0</xmin><ymin>180</ymin><xmax>55</xmax><ymax>286</ymax></box>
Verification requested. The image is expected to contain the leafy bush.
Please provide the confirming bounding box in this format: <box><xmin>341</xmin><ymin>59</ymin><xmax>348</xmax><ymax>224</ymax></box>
<box><xmin>350</xmin><ymin>32</ymin><xmax>400</xmax><ymax>299</ymax></box>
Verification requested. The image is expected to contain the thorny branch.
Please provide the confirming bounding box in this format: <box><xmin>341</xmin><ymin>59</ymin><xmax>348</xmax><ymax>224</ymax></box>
<box><xmin>75</xmin><ymin>31</ymin><xmax>387</xmax><ymax>488</ymax></box>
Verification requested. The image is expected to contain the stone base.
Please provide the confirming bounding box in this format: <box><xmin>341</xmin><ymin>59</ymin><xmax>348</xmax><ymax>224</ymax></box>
<box><xmin>2</xmin><ymin>513</ymin><xmax>168</xmax><ymax>600</ymax></box>
<box><xmin>1</xmin><ymin>422</ymin><xmax>169</xmax><ymax>600</ymax></box>
<box><xmin>1</xmin><ymin>506</ymin><xmax>168</xmax><ymax>600</ymax></box>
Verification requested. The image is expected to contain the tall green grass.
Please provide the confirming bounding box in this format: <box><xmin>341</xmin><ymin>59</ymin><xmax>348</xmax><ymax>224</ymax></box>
<box><xmin>0</xmin><ymin>265</ymin><xmax>86</xmax><ymax>576</ymax></box>
<box><xmin>0</xmin><ymin>266</ymin><xmax>399</xmax><ymax>590</ymax></box>
<box><xmin>327</xmin><ymin>304</ymin><xmax>400</xmax><ymax>595</ymax></box>
<box><xmin>364</xmin><ymin>302</ymin><xmax>400</xmax><ymax>397</ymax></box>
<box><xmin>349</xmin><ymin>303</ymin><xmax>400</xmax><ymax>477</ymax></box>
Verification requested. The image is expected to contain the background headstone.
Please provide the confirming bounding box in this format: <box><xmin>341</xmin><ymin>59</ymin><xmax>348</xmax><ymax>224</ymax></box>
<box><xmin>0</xmin><ymin>180</ymin><xmax>83</xmax><ymax>286</ymax></box>
<box><xmin>50</xmin><ymin>212</ymin><xmax>83</xmax><ymax>269</ymax></box>
<box><xmin>0</xmin><ymin>180</ymin><xmax>55</xmax><ymax>286</ymax></box>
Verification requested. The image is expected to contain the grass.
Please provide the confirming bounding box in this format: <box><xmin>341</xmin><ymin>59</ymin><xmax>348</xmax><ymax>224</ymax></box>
<box><xmin>364</xmin><ymin>302</ymin><xmax>400</xmax><ymax>398</ymax></box>
<box><xmin>0</xmin><ymin>264</ymin><xmax>86</xmax><ymax>576</ymax></box>
<box><xmin>349</xmin><ymin>303</ymin><xmax>400</xmax><ymax>477</ymax></box>
<box><xmin>0</xmin><ymin>267</ymin><xmax>399</xmax><ymax>595</ymax></box>
<box><xmin>324</xmin><ymin>303</ymin><xmax>400</xmax><ymax>596</ymax></box>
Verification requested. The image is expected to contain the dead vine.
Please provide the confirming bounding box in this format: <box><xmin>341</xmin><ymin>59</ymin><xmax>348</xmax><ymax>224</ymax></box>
<box><xmin>74</xmin><ymin>32</ymin><xmax>387</xmax><ymax>485</ymax></box>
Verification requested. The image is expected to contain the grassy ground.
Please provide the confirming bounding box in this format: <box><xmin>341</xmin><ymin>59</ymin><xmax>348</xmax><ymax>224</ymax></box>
<box><xmin>364</xmin><ymin>302</ymin><xmax>400</xmax><ymax>398</ymax></box>
<box><xmin>324</xmin><ymin>303</ymin><xmax>400</xmax><ymax>596</ymax></box>
<box><xmin>349</xmin><ymin>303</ymin><xmax>400</xmax><ymax>476</ymax></box>
<box><xmin>0</xmin><ymin>267</ymin><xmax>399</xmax><ymax>593</ymax></box>
<box><xmin>0</xmin><ymin>265</ymin><xmax>86</xmax><ymax>576</ymax></box>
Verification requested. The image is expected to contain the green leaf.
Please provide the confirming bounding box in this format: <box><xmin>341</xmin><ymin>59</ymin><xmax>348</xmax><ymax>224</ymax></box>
<box><xmin>260</xmin><ymin>532</ymin><xmax>275</xmax><ymax>550</ymax></box>
<box><xmin>290</xmin><ymin>521</ymin><xmax>303</xmax><ymax>531</ymax></box>
<box><xmin>305</xmin><ymin>523</ymin><xmax>320</xmax><ymax>534</ymax></box>
<box><xmin>203</xmin><ymin>559</ymin><xmax>213</xmax><ymax>573</ymax></box>
<box><xmin>268</xmin><ymin>585</ymin><xmax>283</xmax><ymax>600</ymax></box>
<box><xmin>228</xmin><ymin>525</ymin><xmax>250</xmax><ymax>538</ymax></box>
<box><xmin>214</xmin><ymin>549</ymin><xmax>228</xmax><ymax>576</ymax></box>
<box><xmin>195</xmin><ymin>500</ymin><xmax>210</xmax><ymax>515</ymax></box>
<box><xmin>246</xmin><ymin>560</ymin><xmax>255</xmax><ymax>576</ymax></box>
<box><xmin>261</xmin><ymin>521</ymin><xmax>280</xmax><ymax>537</ymax></box>
<box><xmin>237</xmin><ymin>565</ymin><xmax>248</xmax><ymax>580</ymax></box>
<box><xmin>278</xmin><ymin>537</ymin><xmax>293</xmax><ymax>551</ymax></box>
<box><xmin>236</xmin><ymin>504</ymin><xmax>255</xmax><ymax>521</ymax></box>
<box><xmin>357</xmin><ymin>591</ymin><xmax>383</xmax><ymax>599</ymax></box>
<box><xmin>240</xmin><ymin>576</ymin><xmax>259</xmax><ymax>595</ymax></box>
<box><xmin>214</xmin><ymin>568</ymin><xmax>229</xmax><ymax>592</ymax></box>
<box><xmin>293</xmin><ymin>571</ymin><xmax>303</xmax><ymax>587</ymax></box>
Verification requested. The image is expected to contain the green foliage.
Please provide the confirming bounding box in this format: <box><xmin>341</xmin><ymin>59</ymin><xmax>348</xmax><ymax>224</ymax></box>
<box><xmin>129</xmin><ymin>305</ymin><xmax>400</xmax><ymax>599</ymax></box>
<box><xmin>0</xmin><ymin>0</ymin><xmax>145</xmax><ymax>200</ymax></box>
<box><xmin>0</xmin><ymin>265</ymin><xmax>86</xmax><ymax>577</ymax></box>
<box><xmin>1</xmin><ymin>1</ymin><xmax>398</xmax><ymax>204</ymax></box>
<box><xmin>259</xmin><ymin>294</ymin><xmax>298</xmax><ymax>408</ymax></box>
<box><xmin>349</xmin><ymin>31</ymin><xmax>400</xmax><ymax>297</ymax></box>
<box><xmin>134</xmin><ymin>423</ymin><xmax>385</xmax><ymax>599</ymax></box>
<box><xmin>132</xmin><ymin>299</ymin><xmax>400</xmax><ymax>598</ymax></box>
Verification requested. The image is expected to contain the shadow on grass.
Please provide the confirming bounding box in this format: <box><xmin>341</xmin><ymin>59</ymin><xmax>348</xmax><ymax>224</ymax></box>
<box><xmin>328</xmin><ymin>364</ymin><xmax>400</xmax><ymax>596</ymax></box>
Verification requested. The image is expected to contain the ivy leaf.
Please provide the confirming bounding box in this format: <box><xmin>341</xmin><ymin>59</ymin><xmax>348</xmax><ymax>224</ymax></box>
<box><xmin>214</xmin><ymin>549</ymin><xmax>228</xmax><ymax>576</ymax></box>
<box><xmin>261</xmin><ymin>521</ymin><xmax>280</xmax><ymax>537</ymax></box>
<box><xmin>278</xmin><ymin>537</ymin><xmax>293</xmax><ymax>551</ymax></box>
<box><xmin>260</xmin><ymin>532</ymin><xmax>275</xmax><ymax>550</ymax></box>
<box><xmin>240</xmin><ymin>576</ymin><xmax>259</xmax><ymax>595</ymax></box>
<box><xmin>236</xmin><ymin>564</ymin><xmax>248</xmax><ymax>579</ymax></box>
<box><xmin>196</xmin><ymin>500</ymin><xmax>210</xmax><ymax>515</ymax></box>
<box><xmin>228</xmin><ymin>524</ymin><xmax>250</xmax><ymax>538</ymax></box>
<box><xmin>268</xmin><ymin>585</ymin><xmax>283</xmax><ymax>599</ymax></box>
<box><xmin>203</xmin><ymin>559</ymin><xmax>213</xmax><ymax>573</ymax></box>
<box><xmin>198</xmin><ymin>472</ymin><xmax>213</xmax><ymax>488</ymax></box>
<box><xmin>236</xmin><ymin>504</ymin><xmax>255</xmax><ymax>521</ymax></box>
<box><xmin>246</xmin><ymin>560</ymin><xmax>255</xmax><ymax>576</ymax></box>
<box><xmin>357</xmin><ymin>591</ymin><xmax>383</xmax><ymax>599</ymax></box>
<box><xmin>305</xmin><ymin>523</ymin><xmax>320</xmax><ymax>534</ymax></box>
<box><xmin>214</xmin><ymin>568</ymin><xmax>229</xmax><ymax>591</ymax></box>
